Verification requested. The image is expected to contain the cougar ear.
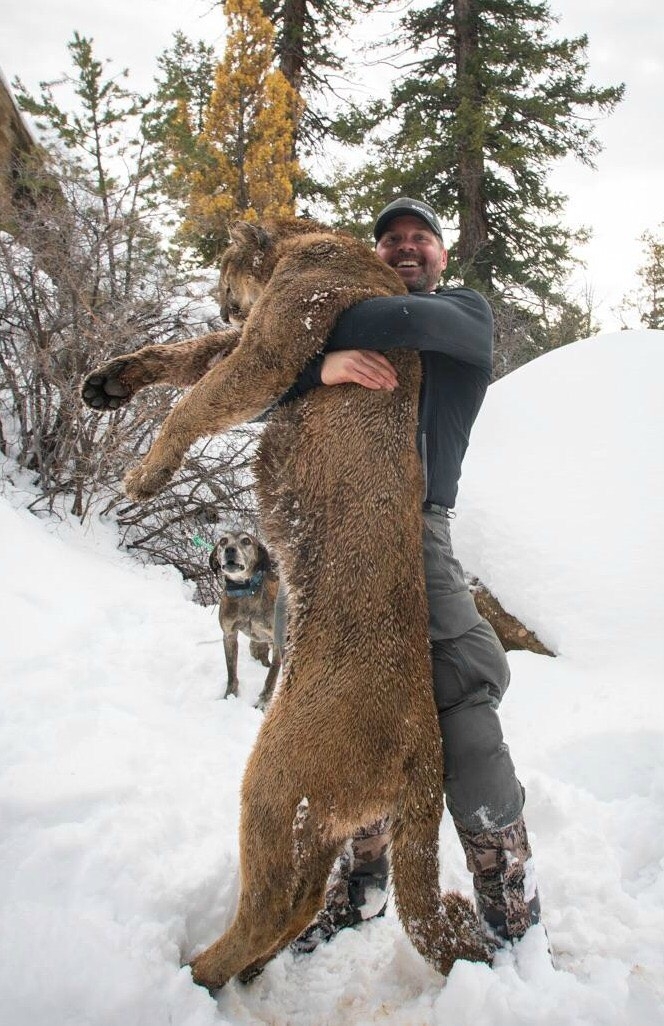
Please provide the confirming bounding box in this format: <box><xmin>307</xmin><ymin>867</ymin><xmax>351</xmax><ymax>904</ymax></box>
<box><xmin>228</xmin><ymin>220</ymin><xmax>271</xmax><ymax>251</ymax></box>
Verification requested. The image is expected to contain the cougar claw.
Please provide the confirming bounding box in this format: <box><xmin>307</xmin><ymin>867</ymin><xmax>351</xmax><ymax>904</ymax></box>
<box><xmin>123</xmin><ymin>462</ymin><xmax>175</xmax><ymax>501</ymax></box>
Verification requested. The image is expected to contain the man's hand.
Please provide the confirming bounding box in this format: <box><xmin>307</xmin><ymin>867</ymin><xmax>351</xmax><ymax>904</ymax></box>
<box><xmin>320</xmin><ymin>350</ymin><xmax>398</xmax><ymax>391</ymax></box>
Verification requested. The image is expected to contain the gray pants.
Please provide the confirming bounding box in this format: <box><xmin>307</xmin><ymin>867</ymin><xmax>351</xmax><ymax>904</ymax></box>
<box><xmin>423</xmin><ymin>508</ymin><xmax>524</xmax><ymax>833</ymax></box>
<box><xmin>274</xmin><ymin>508</ymin><xmax>524</xmax><ymax>835</ymax></box>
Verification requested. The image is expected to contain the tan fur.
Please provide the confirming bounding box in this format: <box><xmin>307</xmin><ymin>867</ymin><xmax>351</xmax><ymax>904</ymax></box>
<box><xmin>209</xmin><ymin>530</ymin><xmax>281</xmax><ymax>709</ymax></box>
<box><xmin>82</xmin><ymin>217</ymin><xmax>492</xmax><ymax>988</ymax></box>
<box><xmin>81</xmin><ymin>330</ymin><xmax>242</xmax><ymax>410</ymax></box>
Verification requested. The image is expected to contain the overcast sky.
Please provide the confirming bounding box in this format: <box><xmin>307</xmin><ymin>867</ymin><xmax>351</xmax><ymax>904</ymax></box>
<box><xmin>2</xmin><ymin>0</ymin><xmax>663</xmax><ymax>329</ymax></box>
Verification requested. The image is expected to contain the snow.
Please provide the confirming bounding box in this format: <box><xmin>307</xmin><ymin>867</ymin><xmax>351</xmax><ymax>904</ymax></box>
<box><xmin>454</xmin><ymin>329</ymin><xmax>664</xmax><ymax>676</ymax></box>
<box><xmin>1</xmin><ymin>329</ymin><xmax>663</xmax><ymax>1025</ymax></box>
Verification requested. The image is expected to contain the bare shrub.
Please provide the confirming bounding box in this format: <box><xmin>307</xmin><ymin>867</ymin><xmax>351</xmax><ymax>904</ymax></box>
<box><xmin>0</xmin><ymin>168</ymin><xmax>260</xmax><ymax>604</ymax></box>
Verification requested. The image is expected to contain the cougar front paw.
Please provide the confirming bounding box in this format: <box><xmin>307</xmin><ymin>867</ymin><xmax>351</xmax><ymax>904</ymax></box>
<box><xmin>123</xmin><ymin>461</ymin><xmax>176</xmax><ymax>501</ymax></box>
<box><xmin>81</xmin><ymin>359</ymin><xmax>133</xmax><ymax>410</ymax></box>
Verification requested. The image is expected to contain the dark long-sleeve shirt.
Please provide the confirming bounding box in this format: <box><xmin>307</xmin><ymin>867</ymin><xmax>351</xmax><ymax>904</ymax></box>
<box><xmin>281</xmin><ymin>287</ymin><xmax>493</xmax><ymax>509</ymax></box>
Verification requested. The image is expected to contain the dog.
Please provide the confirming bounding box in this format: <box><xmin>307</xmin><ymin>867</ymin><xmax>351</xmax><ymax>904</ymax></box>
<box><xmin>82</xmin><ymin>216</ymin><xmax>492</xmax><ymax>989</ymax></box>
<box><xmin>209</xmin><ymin>529</ymin><xmax>281</xmax><ymax>709</ymax></box>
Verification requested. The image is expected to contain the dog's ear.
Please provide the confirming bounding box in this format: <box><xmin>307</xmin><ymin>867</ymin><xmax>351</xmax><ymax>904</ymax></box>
<box><xmin>209</xmin><ymin>544</ymin><xmax>221</xmax><ymax>574</ymax></box>
<box><xmin>228</xmin><ymin>220</ymin><xmax>271</xmax><ymax>252</ymax></box>
<box><xmin>255</xmin><ymin>541</ymin><xmax>272</xmax><ymax>574</ymax></box>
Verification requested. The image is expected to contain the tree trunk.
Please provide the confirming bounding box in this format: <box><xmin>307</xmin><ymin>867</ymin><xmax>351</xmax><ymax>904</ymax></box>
<box><xmin>274</xmin><ymin>0</ymin><xmax>306</xmax><ymax>154</ymax></box>
<box><xmin>278</xmin><ymin>0</ymin><xmax>307</xmax><ymax>94</ymax></box>
<box><xmin>453</xmin><ymin>0</ymin><xmax>491</xmax><ymax>290</ymax></box>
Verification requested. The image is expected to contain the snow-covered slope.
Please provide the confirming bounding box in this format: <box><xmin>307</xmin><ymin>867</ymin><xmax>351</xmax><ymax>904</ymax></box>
<box><xmin>455</xmin><ymin>330</ymin><xmax>663</xmax><ymax>674</ymax></box>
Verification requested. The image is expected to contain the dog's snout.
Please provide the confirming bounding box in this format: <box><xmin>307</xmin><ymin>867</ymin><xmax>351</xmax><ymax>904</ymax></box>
<box><xmin>225</xmin><ymin>545</ymin><xmax>238</xmax><ymax>560</ymax></box>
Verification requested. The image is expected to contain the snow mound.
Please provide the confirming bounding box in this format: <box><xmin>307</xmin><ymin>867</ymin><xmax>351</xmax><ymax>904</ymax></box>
<box><xmin>455</xmin><ymin>330</ymin><xmax>664</xmax><ymax>672</ymax></box>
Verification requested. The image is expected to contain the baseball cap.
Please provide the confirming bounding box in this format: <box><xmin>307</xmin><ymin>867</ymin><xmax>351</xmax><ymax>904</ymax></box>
<box><xmin>373</xmin><ymin>197</ymin><xmax>444</xmax><ymax>242</ymax></box>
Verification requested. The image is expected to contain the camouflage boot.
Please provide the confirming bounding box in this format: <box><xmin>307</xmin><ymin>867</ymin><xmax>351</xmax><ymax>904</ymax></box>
<box><xmin>291</xmin><ymin>820</ymin><xmax>389</xmax><ymax>954</ymax></box>
<box><xmin>456</xmin><ymin>816</ymin><xmax>541</xmax><ymax>945</ymax></box>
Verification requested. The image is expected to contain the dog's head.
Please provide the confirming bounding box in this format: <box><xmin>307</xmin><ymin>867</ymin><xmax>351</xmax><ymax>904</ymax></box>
<box><xmin>218</xmin><ymin>218</ymin><xmax>329</xmax><ymax>325</ymax></box>
<box><xmin>209</xmin><ymin>529</ymin><xmax>272</xmax><ymax>583</ymax></box>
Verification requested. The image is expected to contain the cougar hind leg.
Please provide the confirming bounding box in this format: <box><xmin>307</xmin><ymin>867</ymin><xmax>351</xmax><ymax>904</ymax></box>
<box><xmin>190</xmin><ymin>830</ymin><xmax>341</xmax><ymax>991</ymax></box>
<box><xmin>234</xmin><ymin>859</ymin><xmax>336</xmax><ymax>984</ymax></box>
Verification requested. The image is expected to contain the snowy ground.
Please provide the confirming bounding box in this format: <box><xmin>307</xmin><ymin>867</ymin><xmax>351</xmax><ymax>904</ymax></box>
<box><xmin>1</xmin><ymin>330</ymin><xmax>663</xmax><ymax>1025</ymax></box>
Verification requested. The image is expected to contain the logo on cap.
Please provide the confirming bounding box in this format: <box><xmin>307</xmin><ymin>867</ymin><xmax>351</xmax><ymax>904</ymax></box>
<box><xmin>373</xmin><ymin>197</ymin><xmax>443</xmax><ymax>242</ymax></box>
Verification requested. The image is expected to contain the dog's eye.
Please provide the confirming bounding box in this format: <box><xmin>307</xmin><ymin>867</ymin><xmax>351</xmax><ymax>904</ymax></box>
<box><xmin>240</xmin><ymin>537</ymin><xmax>252</xmax><ymax>546</ymax></box>
<box><xmin>219</xmin><ymin>537</ymin><xmax>228</xmax><ymax>547</ymax></box>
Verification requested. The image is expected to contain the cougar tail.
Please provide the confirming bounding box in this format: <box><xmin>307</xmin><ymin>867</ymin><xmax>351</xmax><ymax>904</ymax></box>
<box><xmin>390</xmin><ymin>800</ymin><xmax>494</xmax><ymax>976</ymax></box>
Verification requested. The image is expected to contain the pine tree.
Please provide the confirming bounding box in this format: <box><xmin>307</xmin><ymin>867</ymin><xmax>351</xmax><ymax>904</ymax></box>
<box><xmin>13</xmin><ymin>32</ymin><xmax>153</xmax><ymax>299</ymax></box>
<box><xmin>622</xmin><ymin>226</ymin><xmax>664</xmax><ymax>330</ymax></box>
<box><xmin>148</xmin><ymin>32</ymin><xmax>217</xmax><ymax>213</ymax></box>
<box><xmin>175</xmin><ymin>0</ymin><xmax>301</xmax><ymax>262</ymax></box>
<box><xmin>331</xmin><ymin>0</ymin><xmax>623</xmax><ymax>303</ymax></box>
<box><xmin>543</xmin><ymin>291</ymin><xmax>599</xmax><ymax>348</ymax></box>
<box><xmin>151</xmin><ymin>3</ymin><xmax>392</xmax><ymax>214</ymax></box>
<box><xmin>155</xmin><ymin>32</ymin><xmax>218</xmax><ymax>137</ymax></box>
<box><xmin>260</xmin><ymin>0</ymin><xmax>391</xmax><ymax>152</ymax></box>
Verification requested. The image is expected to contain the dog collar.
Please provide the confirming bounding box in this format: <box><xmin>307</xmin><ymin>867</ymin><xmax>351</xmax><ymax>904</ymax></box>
<box><xmin>225</xmin><ymin>570</ymin><xmax>265</xmax><ymax>597</ymax></box>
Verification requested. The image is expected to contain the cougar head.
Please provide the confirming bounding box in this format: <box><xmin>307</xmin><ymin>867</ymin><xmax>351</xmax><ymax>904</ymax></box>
<box><xmin>218</xmin><ymin>217</ymin><xmax>331</xmax><ymax>325</ymax></box>
<box><xmin>218</xmin><ymin>221</ymin><xmax>275</xmax><ymax>326</ymax></box>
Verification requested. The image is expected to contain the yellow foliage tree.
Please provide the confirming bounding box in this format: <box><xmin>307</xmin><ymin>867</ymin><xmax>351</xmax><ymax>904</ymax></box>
<box><xmin>184</xmin><ymin>0</ymin><xmax>301</xmax><ymax>261</ymax></box>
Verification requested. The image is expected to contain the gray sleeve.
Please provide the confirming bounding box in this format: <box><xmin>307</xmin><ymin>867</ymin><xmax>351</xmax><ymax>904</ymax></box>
<box><xmin>326</xmin><ymin>288</ymin><xmax>493</xmax><ymax>374</ymax></box>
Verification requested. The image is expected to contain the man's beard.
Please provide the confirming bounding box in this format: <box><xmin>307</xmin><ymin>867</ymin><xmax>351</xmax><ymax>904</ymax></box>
<box><xmin>393</xmin><ymin>255</ymin><xmax>434</xmax><ymax>293</ymax></box>
<box><xmin>405</xmin><ymin>269</ymin><xmax>435</xmax><ymax>292</ymax></box>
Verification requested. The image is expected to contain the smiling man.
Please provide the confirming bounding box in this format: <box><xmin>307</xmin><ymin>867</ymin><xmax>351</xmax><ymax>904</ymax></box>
<box><xmin>282</xmin><ymin>197</ymin><xmax>543</xmax><ymax>958</ymax></box>
<box><xmin>377</xmin><ymin>207</ymin><xmax>448</xmax><ymax>291</ymax></box>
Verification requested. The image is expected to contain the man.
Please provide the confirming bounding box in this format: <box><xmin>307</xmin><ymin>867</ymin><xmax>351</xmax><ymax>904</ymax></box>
<box><xmin>281</xmin><ymin>197</ymin><xmax>542</xmax><ymax>954</ymax></box>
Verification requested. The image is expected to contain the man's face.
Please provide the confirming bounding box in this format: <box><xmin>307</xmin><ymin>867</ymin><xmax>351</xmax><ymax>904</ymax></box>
<box><xmin>375</xmin><ymin>215</ymin><xmax>448</xmax><ymax>293</ymax></box>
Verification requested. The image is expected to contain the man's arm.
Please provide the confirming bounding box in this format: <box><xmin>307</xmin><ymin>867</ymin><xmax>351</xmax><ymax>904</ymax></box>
<box><xmin>327</xmin><ymin>288</ymin><xmax>493</xmax><ymax>374</ymax></box>
<box><xmin>276</xmin><ymin>288</ymin><xmax>492</xmax><ymax>405</ymax></box>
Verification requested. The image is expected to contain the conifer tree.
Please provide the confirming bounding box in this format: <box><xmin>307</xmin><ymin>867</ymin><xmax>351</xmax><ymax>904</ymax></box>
<box><xmin>148</xmin><ymin>32</ymin><xmax>218</xmax><ymax>213</ymax></box>
<box><xmin>13</xmin><ymin>32</ymin><xmax>152</xmax><ymax>299</ymax></box>
<box><xmin>331</xmin><ymin>0</ymin><xmax>623</xmax><ymax>304</ymax></box>
<box><xmin>154</xmin><ymin>32</ymin><xmax>218</xmax><ymax>138</ymax></box>
<box><xmin>260</xmin><ymin>0</ymin><xmax>391</xmax><ymax>151</ymax></box>
<box><xmin>621</xmin><ymin>225</ymin><xmax>664</xmax><ymax>330</ymax></box>
<box><xmin>175</xmin><ymin>0</ymin><xmax>301</xmax><ymax>262</ymax></box>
